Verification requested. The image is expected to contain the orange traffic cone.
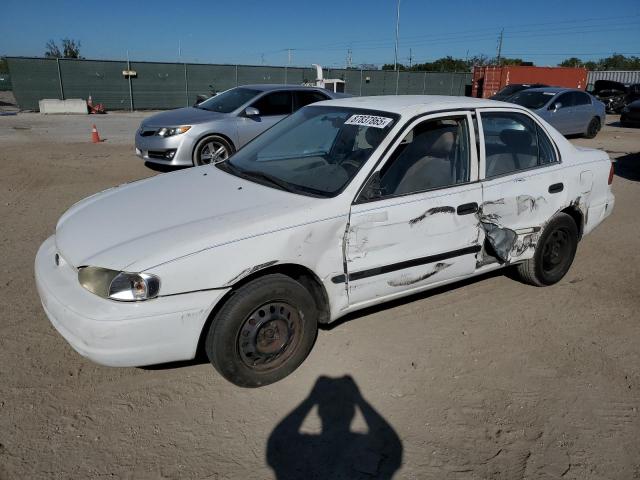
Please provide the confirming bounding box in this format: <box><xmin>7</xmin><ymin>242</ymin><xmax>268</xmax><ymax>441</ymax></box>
<box><xmin>91</xmin><ymin>124</ymin><xmax>101</xmax><ymax>143</ymax></box>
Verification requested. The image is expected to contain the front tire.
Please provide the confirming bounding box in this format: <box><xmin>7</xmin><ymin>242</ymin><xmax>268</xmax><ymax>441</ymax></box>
<box><xmin>516</xmin><ymin>213</ymin><xmax>578</xmax><ymax>287</ymax></box>
<box><xmin>193</xmin><ymin>135</ymin><xmax>234</xmax><ymax>166</ymax></box>
<box><xmin>205</xmin><ymin>274</ymin><xmax>318</xmax><ymax>387</ymax></box>
<box><xmin>584</xmin><ymin>117</ymin><xmax>600</xmax><ymax>139</ymax></box>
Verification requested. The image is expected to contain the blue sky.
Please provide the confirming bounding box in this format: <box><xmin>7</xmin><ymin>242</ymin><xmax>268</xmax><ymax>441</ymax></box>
<box><xmin>1</xmin><ymin>0</ymin><xmax>639</xmax><ymax>67</ymax></box>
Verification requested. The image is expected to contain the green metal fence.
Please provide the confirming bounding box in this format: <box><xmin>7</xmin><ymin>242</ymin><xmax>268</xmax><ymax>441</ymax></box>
<box><xmin>0</xmin><ymin>73</ymin><xmax>11</xmax><ymax>91</ymax></box>
<box><xmin>6</xmin><ymin>57</ymin><xmax>472</xmax><ymax>111</ymax></box>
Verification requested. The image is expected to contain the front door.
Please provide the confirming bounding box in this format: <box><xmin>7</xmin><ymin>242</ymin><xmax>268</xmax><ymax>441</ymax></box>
<box><xmin>345</xmin><ymin>112</ymin><xmax>482</xmax><ymax>306</ymax></box>
<box><xmin>236</xmin><ymin>91</ymin><xmax>293</xmax><ymax>148</ymax></box>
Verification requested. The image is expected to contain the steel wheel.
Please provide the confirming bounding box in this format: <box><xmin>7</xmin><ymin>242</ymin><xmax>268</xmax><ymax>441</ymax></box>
<box><xmin>238</xmin><ymin>302</ymin><xmax>302</xmax><ymax>371</ymax></box>
<box><xmin>541</xmin><ymin>227</ymin><xmax>572</xmax><ymax>276</ymax></box>
<box><xmin>585</xmin><ymin>117</ymin><xmax>600</xmax><ymax>139</ymax></box>
<box><xmin>199</xmin><ymin>140</ymin><xmax>230</xmax><ymax>164</ymax></box>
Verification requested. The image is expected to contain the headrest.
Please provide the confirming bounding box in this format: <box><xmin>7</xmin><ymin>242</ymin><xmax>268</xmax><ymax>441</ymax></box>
<box><xmin>499</xmin><ymin>129</ymin><xmax>533</xmax><ymax>150</ymax></box>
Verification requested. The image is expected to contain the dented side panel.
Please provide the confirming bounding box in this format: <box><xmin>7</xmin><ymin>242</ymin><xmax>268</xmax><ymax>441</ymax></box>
<box><xmin>345</xmin><ymin>184</ymin><xmax>483</xmax><ymax>305</ymax></box>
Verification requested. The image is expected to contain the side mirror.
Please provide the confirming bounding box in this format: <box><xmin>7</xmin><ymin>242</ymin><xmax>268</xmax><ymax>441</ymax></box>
<box><xmin>357</xmin><ymin>171</ymin><xmax>386</xmax><ymax>202</ymax></box>
<box><xmin>244</xmin><ymin>107</ymin><xmax>260</xmax><ymax>117</ymax></box>
<box><xmin>549</xmin><ymin>102</ymin><xmax>562</xmax><ymax>112</ymax></box>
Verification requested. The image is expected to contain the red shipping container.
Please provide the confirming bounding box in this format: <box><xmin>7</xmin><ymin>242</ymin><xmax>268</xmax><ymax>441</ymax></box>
<box><xmin>471</xmin><ymin>66</ymin><xmax>588</xmax><ymax>98</ymax></box>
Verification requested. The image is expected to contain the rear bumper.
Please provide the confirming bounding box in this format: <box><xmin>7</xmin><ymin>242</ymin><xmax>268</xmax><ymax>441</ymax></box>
<box><xmin>134</xmin><ymin>132</ymin><xmax>195</xmax><ymax>167</ymax></box>
<box><xmin>35</xmin><ymin>235</ymin><xmax>229</xmax><ymax>367</ymax></box>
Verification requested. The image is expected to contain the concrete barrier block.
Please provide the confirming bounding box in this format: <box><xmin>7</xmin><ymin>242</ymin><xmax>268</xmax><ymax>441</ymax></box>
<box><xmin>39</xmin><ymin>99</ymin><xmax>88</xmax><ymax>114</ymax></box>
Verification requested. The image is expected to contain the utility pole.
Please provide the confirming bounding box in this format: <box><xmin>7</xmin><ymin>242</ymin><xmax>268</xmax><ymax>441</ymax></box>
<box><xmin>287</xmin><ymin>49</ymin><xmax>292</xmax><ymax>65</ymax></box>
<box><xmin>496</xmin><ymin>28</ymin><xmax>504</xmax><ymax>65</ymax></box>
<box><xmin>261</xmin><ymin>53</ymin><xmax>265</xmax><ymax>65</ymax></box>
<box><xmin>409</xmin><ymin>48</ymin><xmax>413</xmax><ymax>69</ymax></box>
<box><xmin>346</xmin><ymin>48</ymin><xmax>353</xmax><ymax>69</ymax></box>
<box><xmin>394</xmin><ymin>0</ymin><xmax>401</xmax><ymax>94</ymax></box>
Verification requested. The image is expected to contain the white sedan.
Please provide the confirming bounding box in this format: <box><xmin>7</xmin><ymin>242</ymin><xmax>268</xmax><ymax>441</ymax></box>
<box><xmin>35</xmin><ymin>96</ymin><xmax>615</xmax><ymax>387</ymax></box>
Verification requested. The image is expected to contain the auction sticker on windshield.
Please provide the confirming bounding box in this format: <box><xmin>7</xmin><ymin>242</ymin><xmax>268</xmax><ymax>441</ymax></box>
<box><xmin>345</xmin><ymin>114</ymin><xmax>393</xmax><ymax>128</ymax></box>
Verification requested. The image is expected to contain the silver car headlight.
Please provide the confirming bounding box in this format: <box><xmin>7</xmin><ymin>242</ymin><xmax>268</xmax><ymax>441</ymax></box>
<box><xmin>156</xmin><ymin>126</ymin><xmax>191</xmax><ymax>137</ymax></box>
<box><xmin>78</xmin><ymin>267</ymin><xmax>160</xmax><ymax>301</ymax></box>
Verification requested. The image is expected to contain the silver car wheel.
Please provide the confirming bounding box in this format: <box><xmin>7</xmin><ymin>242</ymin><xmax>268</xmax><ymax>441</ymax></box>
<box><xmin>193</xmin><ymin>135</ymin><xmax>235</xmax><ymax>166</ymax></box>
<box><xmin>200</xmin><ymin>141</ymin><xmax>230</xmax><ymax>164</ymax></box>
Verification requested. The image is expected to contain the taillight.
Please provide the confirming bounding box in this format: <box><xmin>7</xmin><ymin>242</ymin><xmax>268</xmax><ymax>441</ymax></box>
<box><xmin>608</xmin><ymin>161</ymin><xmax>614</xmax><ymax>185</ymax></box>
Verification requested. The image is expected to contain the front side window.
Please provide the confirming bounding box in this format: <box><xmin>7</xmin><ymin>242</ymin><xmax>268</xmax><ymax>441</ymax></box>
<box><xmin>572</xmin><ymin>91</ymin><xmax>591</xmax><ymax>106</ymax></box>
<box><xmin>481</xmin><ymin>112</ymin><xmax>557</xmax><ymax>177</ymax></box>
<box><xmin>196</xmin><ymin>87</ymin><xmax>261</xmax><ymax>113</ymax></box>
<box><xmin>376</xmin><ymin>116</ymin><xmax>470</xmax><ymax>197</ymax></box>
<box><xmin>219</xmin><ymin>106</ymin><xmax>398</xmax><ymax>197</ymax></box>
<box><xmin>554</xmin><ymin>92</ymin><xmax>573</xmax><ymax>109</ymax></box>
<box><xmin>251</xmin><ymin>91</ymin><xmax>293</xmax><ymax>116</ymax></box>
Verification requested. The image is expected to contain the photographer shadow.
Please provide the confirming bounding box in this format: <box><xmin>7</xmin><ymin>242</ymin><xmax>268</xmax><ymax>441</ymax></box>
<box><xmin>267</xmin><ymin>375</ymin><xmax>402</xmax><ymax>480</ymax></box>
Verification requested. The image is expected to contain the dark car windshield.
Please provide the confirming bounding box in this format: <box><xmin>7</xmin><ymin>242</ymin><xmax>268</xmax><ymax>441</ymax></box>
<box><xmin>495</xmin><ymin>85</ymin><xmax>528</xmax><ymax>97</ymax></box>
<box><xmin>197</xmin><ymin>87</ymin><xmax>261</xmax><ymax>113</ymax></box>
<box><xmin>508</xmin><ymin>91</ymin><xmax>557</xmax><ymax>109</ymax></box>
<box><xmin>217</xmin><ymin>106</ymin><xmax>398</xmax><ymax>197</ymax></box>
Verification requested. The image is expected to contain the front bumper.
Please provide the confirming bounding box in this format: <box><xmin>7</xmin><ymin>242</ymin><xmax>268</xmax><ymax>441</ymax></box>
<box><xmin>35</xmin><ymin>236</ymin><xmax>229</xmax><ymax>367</ymax></box>
<box><xmin>135</xmin><ymin>131</ymin><xmax>195</xmax><ymax>167</ymax></box>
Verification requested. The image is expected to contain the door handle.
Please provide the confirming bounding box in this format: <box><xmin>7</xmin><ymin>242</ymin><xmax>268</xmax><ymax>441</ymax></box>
<box><xmin>457</xmin><ymin>202</ymin><xmax>479</xmax><ymax>215</ymax></box>
<box><xmin>548</xmin><ymin>183</ymin><xmax>564</xmax><ymax>194</ymax></box>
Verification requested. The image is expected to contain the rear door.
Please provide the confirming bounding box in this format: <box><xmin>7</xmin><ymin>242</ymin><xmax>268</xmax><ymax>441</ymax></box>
<box><xmin>344</xmin><ymin>112</ymin><xmax>482</xmax><ymax>306</ymax></box>
<box><xmin>571</xmin><ymin>91</ymin><xmax>594</xmax><ymax>134</ymax></box>
<box><xmin>237</xmin><ymin>91</ymin><xmax>293</xmax><ymax>147</ymax></box>
<box><xmin>478</xmin><ymin>108</ymin><xmax>565</xmax><ymax>263</ymax></box>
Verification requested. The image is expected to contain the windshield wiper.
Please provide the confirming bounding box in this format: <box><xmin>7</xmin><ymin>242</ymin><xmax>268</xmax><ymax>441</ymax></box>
<box><xmin>241</xmin><ymin>170</ymin><xmax>296</xmax><ymax>193</ymax></box>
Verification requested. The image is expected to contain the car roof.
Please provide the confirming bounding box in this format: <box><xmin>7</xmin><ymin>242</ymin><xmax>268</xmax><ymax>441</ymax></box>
<box><xmin>310</xmin><ymin>95</ymin><xmax>519</xmax><ymax>116</ymax></box>
<box><xmin>524</xmin><ymin>87</ymin><xmax>583</xmax><ymax>95</ymax></box>
<box><xmin>239</xmin><ymin>84</ymin><xmax>327</xmax><ymax>92</ymax></box>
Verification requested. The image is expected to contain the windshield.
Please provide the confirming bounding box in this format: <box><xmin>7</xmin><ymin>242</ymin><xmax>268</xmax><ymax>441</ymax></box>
<box><xmin>508</xmin><ymin>91</ymin><xmax>556</xmax><ymax>109</ymax></box>
<box><xmin>197</xmin><ymin>87</ymin><xmax>261</xmax><ymax>113</ymax></box>
<box><xmin>495</xmin><ymin>85</ymin><xmax>527</xmax><ymax>97</ymax></box>
<box><xmin>218</xmin><ymin>106</ymin><xmax>398</xmax><ymax>197</ymax></box>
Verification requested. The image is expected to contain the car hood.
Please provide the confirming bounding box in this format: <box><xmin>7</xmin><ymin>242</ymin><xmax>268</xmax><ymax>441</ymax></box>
<box><xmin>54</xmin><ymin>167</ymin><xmax>321</xmax><ymax>271</ymax></box>
<box><xmin>142</xmin><ymin>107</ymin><xmax>229</xmax><ymax>127</ymax></box>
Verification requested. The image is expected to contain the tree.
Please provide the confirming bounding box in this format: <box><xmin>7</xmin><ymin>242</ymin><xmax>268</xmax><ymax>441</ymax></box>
<box><xmin>0</xmin><ymin>57</ymin><xmax>8</xmax><ymax>73</ymax></box>
<box><xmin>45</xmin><ymin>38</ymin><xmax>82</xmax><ymax>59</ymax></box>
<box><xmin>500</xmin><ymin>57</ymin><xmax>525</xmax><ymax>66</ymax></box>
<box><xmin>559</xmin><ymin>57</ymin><xmax>583</xmax><ymax>68</ymax></box>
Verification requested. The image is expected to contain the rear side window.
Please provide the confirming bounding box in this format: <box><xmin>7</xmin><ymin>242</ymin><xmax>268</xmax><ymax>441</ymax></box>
<box><xmin>294</xmin><ymin>91</ymin><xmax>329</xmax><ymax>111</ymax></box>
<box><xmin>572</xmin><ymin>91</ymin><xmax>592</xmax><ymax>106</ymax></box>
<box><xmin>251</xmin><ymin>91</ymin><xmax>293</xmax><ymax>116</ymax></box>
<box><xmin>481</xmin><ymin>112</ymin><xmax>557</xmax><ymax>177</ymax></box>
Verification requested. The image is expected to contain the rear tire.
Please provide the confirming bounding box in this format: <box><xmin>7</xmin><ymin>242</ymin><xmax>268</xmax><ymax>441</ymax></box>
<box><xmin>516</xmin><ymin>213</ymin><xmax>578</xmax><ymax>287</ymax></box>
<box><xmin>205</xmin><ymin>274</ymin><xmax>318</xmax><ymax>387</ymax></box>
<box><xmin>584</xmin><ymin>117</ymin><xmax>600</xmax><ymax>139</ymax></box>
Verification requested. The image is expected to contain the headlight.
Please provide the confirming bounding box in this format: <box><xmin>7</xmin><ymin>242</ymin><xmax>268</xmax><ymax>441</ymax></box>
<box><xmin>78</xmin><ymin>267</ymin><xmax>160</xmax><ymax>301</ymax></box>
<box><xmin>156</xmin><ymin>126</ymin><xmax>191</xmax><ymax>137</ymax></box>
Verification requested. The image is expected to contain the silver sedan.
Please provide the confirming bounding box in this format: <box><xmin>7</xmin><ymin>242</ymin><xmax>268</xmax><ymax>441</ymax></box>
<box><xmin>135</xmin><ymin>85</ymin><xmax>347</xmax><ymax>167</ymax></box>
<box><xmin>506</xmin><ymin>87</ymin><xmax>606</xmax><ymax>138</ymax></box>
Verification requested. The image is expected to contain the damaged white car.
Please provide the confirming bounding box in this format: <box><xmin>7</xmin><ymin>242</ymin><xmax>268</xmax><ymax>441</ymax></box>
<box><xmin>35</xmin><ymin>96</ymin><xmax>615</xmax><ymax>387</ymax></box>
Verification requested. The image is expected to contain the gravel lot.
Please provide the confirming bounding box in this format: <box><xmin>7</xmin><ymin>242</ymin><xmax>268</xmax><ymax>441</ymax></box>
<box><xmin>1</xmin><ymin>110</ymin><xmax>639</xmax><ymax>480</ymax></box>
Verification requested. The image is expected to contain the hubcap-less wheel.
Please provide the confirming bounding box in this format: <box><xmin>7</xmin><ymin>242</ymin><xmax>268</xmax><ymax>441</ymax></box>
<box><xmin>199</xmin><ymin>140</ymin><xmax>230</xmax><ymax>164</ymax></box>
<box><xmin>541</xmin><ymin>227</ymin><xmax>572</xmax><ymax>276</ymax></box>
<box><xmin>586</xmin><ymin>118</ymin><xmax>600</xmax><ymax>138</ymax></box>
<box><xmin>238</xmin><ymin>302</ymin><xmax>302</xmax><ymax>371</ymax></box>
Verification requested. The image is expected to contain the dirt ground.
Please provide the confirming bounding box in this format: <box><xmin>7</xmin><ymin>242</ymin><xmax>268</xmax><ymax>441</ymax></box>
<box><xmin>1</xmin><ymin>111</ymin><xmax>639</xmax><ymax>480</ymax></box>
